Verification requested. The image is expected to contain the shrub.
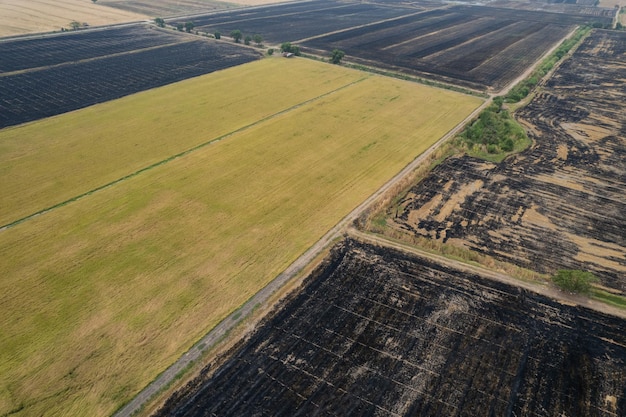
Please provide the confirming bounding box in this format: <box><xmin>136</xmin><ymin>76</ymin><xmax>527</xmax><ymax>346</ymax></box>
<box><xmin>551</xmin><ymin>270</ymin><xmax>598</xmax><ymax>294</ymax></box>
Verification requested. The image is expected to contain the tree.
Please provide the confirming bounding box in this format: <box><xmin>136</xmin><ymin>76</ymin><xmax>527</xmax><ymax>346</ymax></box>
<box><xmin>154</xmin><ymin>17</ymin><xmax>165</xmax><ymax>28</ymax></box>
<box><xmin>551</xmin><ymin>270</ymin><xmax>598</xmax><ymax>294</ymax></box>
<box><xmin>214</xmin><ymin>31</ymin><xmax>221</xmax><ymax>39</ymax></box>
<box><xmin>330</xmin><ymin>49</ymin><xmax>345</xmax><ymax>64</ymax></box>
<box><xmin>176</xmin><ymin>22</ymin><xmax>184</xmax><ymax>31</ymax></box>
<box><xmin>244</xmin><ymin>35</ymin><xmax>252</xmax><ymax>45</ymax></box>
<box><xmin>69</xmin><ymin>21</ymin><xmax>80</xmax><ymax>31</ymax></box>
<box><xmin>184</xmin><ymin>21</ymin><xmax>194</xmax><ymax>33</ymax></box>
<box><xmin>92</xmin><ymin>0</ymin><xmax>98</xmax><ymax>3</ymax></box>
<box><xmin>267</xmin><ymin>48</ymin><xmax>274</xmax><ymax>56</ymax></box>
<box><xmin>280</xmin><ymin>42</ymin><xmax>292</xmax><ymax>53</ymax></box>
<box><xmin>253</xmin><ymin>34</ymin><xmax>263</xmax><ymax>46</ymax></box>
<box><xmin>230</xmin><ymin>29</ymin><xmax>242</xmax><ymax>43</ymax></box>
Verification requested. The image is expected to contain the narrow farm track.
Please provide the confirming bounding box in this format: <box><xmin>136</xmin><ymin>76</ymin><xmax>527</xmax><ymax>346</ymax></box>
<box><xmin>0</xmin><ymin>76</ymin><xmax>368</xmax><ymax>232</ymax></box>
<box><xmin>348</xmin><ymin>228</ymin><xmax>626</xmax><ymax>320</ymax></box>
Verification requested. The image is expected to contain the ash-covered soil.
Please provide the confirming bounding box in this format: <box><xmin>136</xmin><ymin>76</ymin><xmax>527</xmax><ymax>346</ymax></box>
<box><xmin>154</xmin><ymin>240</ymin><xmax>626</xmax><ymax>417</ymax></box>
<box><xmin>385</xmin><ymin>30</ymin><xmax>626</xmax><ymax>291</ymax></box>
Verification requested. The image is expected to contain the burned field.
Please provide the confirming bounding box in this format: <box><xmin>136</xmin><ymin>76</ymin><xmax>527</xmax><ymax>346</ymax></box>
<box><xmin>0</xmin><ymin>25</ymin><xmax>261</xmax><ymax>128</ymax></box>
<box><xmin>169</xmin><ymin>0</ymin><xmax>418</xmax><ymax>44</ymax></box>
<box><xmin>156</xmin><ymin>240</ymin><xmax>626</xmax><ymax>417</ymax></box>
<box><xmin>174</xmin><ymin>0</ymin><xmax>612</xmax><ymax>92</ymax></box>
<box><xmin>381</xmin><ymin>30</ymin><xmax>626</xmax><ymax>291</ymax></box>
<box><xmin>301</xmin><ymin>5</ymin><xmax>607</xmax><ymax>91</ymax></box>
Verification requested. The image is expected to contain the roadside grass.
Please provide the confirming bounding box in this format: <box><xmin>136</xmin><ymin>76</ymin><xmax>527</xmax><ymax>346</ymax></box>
<box><xmin>0</xmin><ymin>59</ymin><xmax>481</xmax><ymax>417</ymax></box>
<box><xmin>0</xmin><ymin>58</ymin><xmax>364</xmax><ymax>228</ymax></box>
<box><xmin>591</xmin><ymin>289</ymin><xmax>626</xmax><ymax>309</ymax></box>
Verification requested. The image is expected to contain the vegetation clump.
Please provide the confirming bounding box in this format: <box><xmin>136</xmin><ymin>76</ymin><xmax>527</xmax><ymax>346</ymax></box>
<box><xmin>280</xmin><ymin>42</ymin><xmax>301</xmax><ymax>56</ymax></box>
<box><xmin>456</xmin><ymin>97</ymin><xmax>528</xmax><ymax>160</ymax></box>
<box><xmin>551</xmin><ymin>269</ymin><xmax>598</xmax><ymax>294</ymax></box>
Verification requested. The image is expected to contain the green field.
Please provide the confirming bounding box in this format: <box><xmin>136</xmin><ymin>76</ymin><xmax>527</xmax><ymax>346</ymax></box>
<box><xmin>0</xmin><ymin>58</ymin><xmax>482</xmax><ymax>416</ymax></box>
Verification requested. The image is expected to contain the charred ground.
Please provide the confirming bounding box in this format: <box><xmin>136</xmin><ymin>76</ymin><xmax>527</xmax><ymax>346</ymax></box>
<box><xmin>155</xmin><ymin>239</ymin><xmax>626</xmax><ymax>417</ymax></box>
<box><xmin>381</xmin><ymin>30</ymin><xmax>626</xmax><ymax>292</ymax></box>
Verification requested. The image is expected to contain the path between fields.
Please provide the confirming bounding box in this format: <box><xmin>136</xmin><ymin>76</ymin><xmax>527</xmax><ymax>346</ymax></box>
<box><xmin>114</xmin><ymin>26</ymin><xmax>597</xmax><ymax>417</ymax></box>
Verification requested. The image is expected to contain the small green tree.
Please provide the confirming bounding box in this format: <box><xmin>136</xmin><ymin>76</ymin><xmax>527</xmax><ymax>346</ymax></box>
<box><xmin>253</xmin><ymin>34</ymin><xmax>263</xmax><ymax>46</ymax></box>
<box><xmin>92</xmin><ymin>0</ymin><xmax>98</xmax><ymax>3</ymax></box>
<box><xmin>280</xmin><ymin>42</ymin><xmax>301</xmax><ymax>56</ymax></box>
<box><xmin>244</xmin><ymin>35</ymin><xmax>252</xmax><ymax>45</ymax></box>
<box><xmin>214</xmin><ymin>31</ymin><xmax>221</xmax><ymax>39</ymax></box>
<box><xmin>230</xmin><ymin>29</ymin><xmax>242</xmax><ymax>43</ymax></box>
<box><xmin>176</xmin><ymin>22</ymin><xmax>184</xmax><ymax>31</ymax></box>
<box><xmin>69</xmin><ymin>21</ymin><xmax>81</xmax><ymax>30</ymax></box>
<box><xmin>267</xmin><ymin>48</ymin><xmax>274</xmax><ymax>56</ymax></box>
<box><xmin>154</xmin><ymin>17</ymin><xmax>165</xmax><ymax>28</ymax></box>
<box><xmin>184</xmin><ymin>22</ymin><xmax>194</xmax><ymax>33</ymax></box>
<box><xmin>330</xmin><ymin>49</ymin><xmax>345</xmax><ymax>64</ymax></box>
<box><xmin>551</xmin><ymin>270</ymin><xmax>598</xmax><ymax>294</ymax></box>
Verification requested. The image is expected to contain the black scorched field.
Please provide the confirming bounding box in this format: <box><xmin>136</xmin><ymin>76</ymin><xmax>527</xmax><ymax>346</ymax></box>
<box><xmin>0</xmin><ymin>25</ymin><xmax>261</xmax><ymax>128</ymax></box>
<box><xmin>155</xmin><ymin>240</ymin><xmax>626</xmax><ymax>417</ymax></box>
<box><xmin>172</xmin><ymin>0</ymin><xmax>613</xmax><ymax>91</ymax></box>
<box><xmin>384</xmin><ymin>30</ymin><xmax>626</xmax><ymax>292</ymax></box>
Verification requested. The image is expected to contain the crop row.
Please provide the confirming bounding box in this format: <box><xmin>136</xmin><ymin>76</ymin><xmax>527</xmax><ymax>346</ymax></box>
<box><xmin>156</xmin><ymin>240</ymin><xmax>626</xmax><ymax>416</ymax></box>
<box><xmin>0</xmin><ymin>40</ymin><xmax>260</xmax><ymax>129</ymax></box>
<box><xmin>0</xmin><ymin>25</ymin><xmax>186</xmax><ymax>73</ymax></box>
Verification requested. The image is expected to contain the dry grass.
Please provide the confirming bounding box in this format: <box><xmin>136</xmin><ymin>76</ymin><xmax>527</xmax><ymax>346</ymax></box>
<box><xmin>0</xmin><ymin>58</ymin><xmax>363</xmax><ymax>227</ymax></box>
<box><xmin>0</xmin><ymin>58</ymin><xmax>481</xmax><ymax>417</ymax></box>
<box><xmin>0</xmin><ymin>0</ymin><xmax>147</xmax><ymax>37</ymax></box>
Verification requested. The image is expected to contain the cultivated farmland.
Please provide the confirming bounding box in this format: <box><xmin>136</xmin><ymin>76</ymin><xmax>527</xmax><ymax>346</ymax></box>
<box><xmin>156</xmin><ymin>239</ymin><xmax>626</xmax><ymax>417</ymax></box>
<box><xmin>0</xmin><ymin>59</ymin><xmax>481</xmax><ymax>417</ymax></box>
<box><xmin>0</xmin><ymin>58</ymin><xmax>367</xmax><ymax>227</ymax></box>
<box><xmin>0</xmin><ymin>0</ymin><xmax>146</xmax><ymax>37</ymax></box>
<box><xmin>171</xmin><ymin>0</ymin><xmax>612</xmax><ymax>92</ymax></box>
<box><xmin>168</xmin><ymin>0</ymin><xmax>419</xmax><ymax>43</ymax></box>
<box><xmin>302</xmin><ymin>5</ymin><xmax>608</xmax><ymax>91</ymax></box>
<box><xmin>0</xmin><ymin>25</ymin><xmax>261</xmax><ymax>129</ymax></box>
<box><xmin>375</xmin><ymin>30</ymin><xmax>626</xmax><ymax>292</ymax></box>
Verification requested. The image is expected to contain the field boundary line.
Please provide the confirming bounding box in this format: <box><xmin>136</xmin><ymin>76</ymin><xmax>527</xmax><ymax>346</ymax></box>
<box><xmin>0</xmin><ymin>76</ymin><xmax>369</xmax><ymax>232</ymax></box>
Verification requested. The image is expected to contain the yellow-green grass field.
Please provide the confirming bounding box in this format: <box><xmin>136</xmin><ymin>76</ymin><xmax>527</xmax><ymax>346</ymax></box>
<box><xmin>0</xmin><ymin>59</ymin><xmax>363</xmax><ymax>228</ymax></box>
<box><xmin>0</xmin><ymin>58</ymin><xmax>482</xmax><ymax>416</ymax></box>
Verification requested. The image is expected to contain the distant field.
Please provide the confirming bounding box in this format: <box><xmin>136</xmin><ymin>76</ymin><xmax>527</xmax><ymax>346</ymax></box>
<box><xmin>100</xmin><ymin>0</ymin><xmax>288</xmax><ymax>17</ymax></box>
<box><xmin>175</xmin><ymin>1</ymin><xmax>611</xmax><ymax>92</ymax></box>
<box><xmin>0</xmin><ymin>58</ymin><xmax>482</xmax><ymax>417</ymax></box>
<box><xmin>0</xmin><ymin>0</ymin><xmax>146</xmax><ymax>37</ymax></box>
<box><xmin>0</xmin><ymin>25</ymin><xmax>262</xmax><ymax>129</ymax></box>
